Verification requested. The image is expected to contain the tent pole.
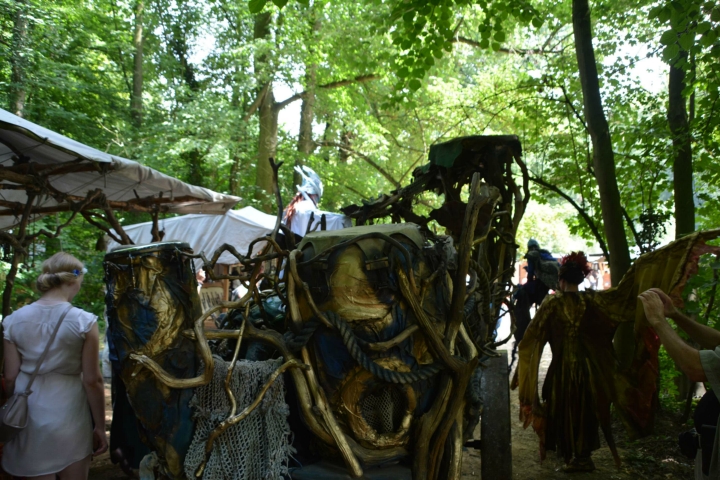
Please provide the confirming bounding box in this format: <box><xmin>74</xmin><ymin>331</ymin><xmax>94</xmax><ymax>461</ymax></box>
<box><xmin>1</xmin><ymin>192</ymin><xmax>34</xmax><ymax>374</ymax></box>
<box><xmin>150</xmin><ymin>206</ymin><xmax>161</xmax><ymax>242</ymax></box>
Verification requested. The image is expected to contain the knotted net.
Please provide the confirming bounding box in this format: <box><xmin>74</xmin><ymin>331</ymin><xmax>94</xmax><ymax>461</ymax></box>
<box><xmin>184</xmin><ymin>356</ymin><xmax>292</xmax><ymax>480</ymax></box>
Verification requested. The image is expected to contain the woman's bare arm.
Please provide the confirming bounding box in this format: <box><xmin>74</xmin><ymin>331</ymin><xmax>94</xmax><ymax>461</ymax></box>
<box><xmin>3</xmin><ymin>339</ymin><xmax>20</xmax><ymax>397</ymax></box>
<box><xmin>81</xmin><ymin>323</ymin><xmax>108</xmax><ymax>455</ymax></box>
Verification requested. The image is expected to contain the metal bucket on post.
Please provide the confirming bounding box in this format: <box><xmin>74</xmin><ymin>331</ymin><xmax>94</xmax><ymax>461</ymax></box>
<box><xmin>104</xmin><ymin>242</ymin><xmax>202</xmax><ymax>478</ymax></box>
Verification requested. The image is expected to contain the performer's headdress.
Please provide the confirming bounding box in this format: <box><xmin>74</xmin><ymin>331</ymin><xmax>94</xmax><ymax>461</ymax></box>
<box><xmin>295</xmin><ymin>165</ymin><xmax>323</xmax><ymax>203</ymax></box>
<box><xmin>527</xmin><ymin>238</ymin><xmax>540</xmax><ymax>250</ymax></box>
<box><xmin>558</xmin><ymin>251</ymin><xmax>591</xmax><ymax>285</ymax></box>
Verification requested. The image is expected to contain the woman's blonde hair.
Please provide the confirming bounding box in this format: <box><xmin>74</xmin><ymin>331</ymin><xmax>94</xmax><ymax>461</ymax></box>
<box><xmin>36</xmin><ymin>252</ymin><xmax>85</xmax><ymax>292</ymax></box>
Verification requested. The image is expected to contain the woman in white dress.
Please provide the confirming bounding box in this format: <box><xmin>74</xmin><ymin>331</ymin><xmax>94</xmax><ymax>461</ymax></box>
<box><xmin>2</xmin><ymin>252</ymin><xmax>108</xmax><ymax>479</ymax></box>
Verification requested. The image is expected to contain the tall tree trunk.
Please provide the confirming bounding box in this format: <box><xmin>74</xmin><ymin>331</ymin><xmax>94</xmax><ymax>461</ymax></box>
<box><xmin>186</xmin><ymin>149</ymin><xmax>205</xmax><ymax>187</ymax></box>
<box><xmin>572</xmin><ymin>0</ymin><xmax>631</xmax><ymax>285</ymax></box>
<box><xmin>295</xmin><ymin>11</ymin><xmax>321</xmax><ymax>187</ymax></box>
<box><xmin>10</xmin><ymin>0</ymin><xmax>29</xmax><ymax>117</ymax></box>
<box><xmin>253</xmin><ymin>12</ymin><xmax>276</xmax><ymax>206</ymax></box>
<box><xmin>256</xmin><ymin>89</ymin><xmax>278</xmax><ymax>200</ymax></box>
<box><xmin>668</xmin><ymin>53</ymin><xmax>694</xmax><ymax>238</ymax></box>
<box><xmin>131</xmin><ymin>1</ymin><xmax>144</xmax><ymax>128</ymax></box>
<box><xmin>170</xmin><ymin>23</ymin><xmax>204</xmax><ymax>185</ymax></box>
<box><xmin>229</xmin><ymin>71</ymin><xmax>244</xmax><ymax>196</ymax></box>
<box><xmin>295</xmin><ymin>66</ymin><xmax>316</xmax><ymax>186</ymax></box>
<box><xmin>229</xmin><ymin>149</ymin><xmax>241</xmax><ymax>195</ymax></box>
<box><xmin>573</xmin><ymin>0</ymin><xmax>634</xmax><ymax>368</ymax></box>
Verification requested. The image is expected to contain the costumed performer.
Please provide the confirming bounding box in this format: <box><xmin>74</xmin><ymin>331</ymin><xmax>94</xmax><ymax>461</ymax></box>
<box><xmin>283</xmin><ymin>165</ymin><xmax>351</xmax><ymax>238</ymax></box>
<box><xmin>515</xmin><ymin>230</ymin><xmax>720</xmax><ymax>474</ymax></box>
<box><xmin>516</xmin><ymin>252</ymin><xmax>620</xmax><ymax>472</ymax></box>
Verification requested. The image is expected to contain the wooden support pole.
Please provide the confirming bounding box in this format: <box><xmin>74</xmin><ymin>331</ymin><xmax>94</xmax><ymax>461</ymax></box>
<box><xmin>2</xmin><ymin>191</ymin><xmax>36</xmax><ymax>317</ymax></box>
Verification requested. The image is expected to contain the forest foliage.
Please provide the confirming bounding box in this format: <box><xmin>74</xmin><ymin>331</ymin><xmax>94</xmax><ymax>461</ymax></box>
<box><xmin>0</xmin><ymin>0</ymin><xmax>719</xmax><ymax>331</ymax></box>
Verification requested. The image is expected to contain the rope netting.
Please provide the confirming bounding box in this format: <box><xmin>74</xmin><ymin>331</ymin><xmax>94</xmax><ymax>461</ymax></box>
<box><xmin>184</xmin><ymin>356</ymin><xmax>293</xmax><ymax>480</ymax></box>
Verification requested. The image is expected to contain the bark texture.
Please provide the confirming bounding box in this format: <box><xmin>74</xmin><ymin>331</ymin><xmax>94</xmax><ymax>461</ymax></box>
<box><xmin>572</xmin><ymin>0</ymin><xmax>631</xmax><ymax>285</ymax></box>
<box><xmin>668</xmin><ymin>55</ymin><xmax>694</xmax><ymax>238</ymax></box>
<box><xmin>253</xmin><ymin>12</ymin><xmax>276</xmax><ymax>205</ymax></box>
<box><xmin>10</xmin><ymin>0</ymin><xmax>29</xmax><ymax>117</ymax></box>
<box><xmin>295</xmin><ymin>11</ymin><xmax>321</xmax><ymax>187</ymax></box>
<box><xmin>256</xmin><ymin>88</ymin><xmax>279</xmax><ymax>197</ymax></box>
<box><xmin>131</xmin><ymin>1</ymin><xmax>144</xmax><ymax>127</ymax></box>
<box><xmin>295</xmin><ymin>66</ymin><xmax>317</xmax><ymax>186</ymax></box>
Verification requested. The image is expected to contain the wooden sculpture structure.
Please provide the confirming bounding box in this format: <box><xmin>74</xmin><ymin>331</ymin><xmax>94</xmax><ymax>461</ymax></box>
<box><xmin>108</xmin><ymin>135</ymin><xmax>529</xmax><ymax>480</ymax></box>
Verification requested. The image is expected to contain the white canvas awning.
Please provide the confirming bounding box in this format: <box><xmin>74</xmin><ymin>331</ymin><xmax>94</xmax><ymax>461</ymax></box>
<box><xmin>0</xmin><ymin>108</ymin><xmax>240</xmax><ymax>230</ymax></box>
<box><xmin>107</xmin><ymin>207</ymin><xmax>278</xmax><ymax>266</ymax></box>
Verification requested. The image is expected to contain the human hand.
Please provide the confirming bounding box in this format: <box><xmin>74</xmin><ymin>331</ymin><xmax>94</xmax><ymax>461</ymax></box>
<box><xmin>93</xmin><ymin>426</ymin><xmax>109</xmax><ymax>456</ymax></box>
<box><xmin>638</xmin><ymin>290</ymin><xmax>668</xmax><ymax>328</ymax></box>
<box><xmin>646</xmin><ymin>288</ymin><xmax>679</xmax><ymax>318</ymax></box>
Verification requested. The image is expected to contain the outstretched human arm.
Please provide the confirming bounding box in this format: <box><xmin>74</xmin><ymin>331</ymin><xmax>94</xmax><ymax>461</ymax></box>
<box><xmin>82</xmin><ymin>322</ymin><xmax>108</xmax><ymax>455</ymax></box>
<box><xmin>2</xmin><ymin>340</ymin><xmax>20</xmax><ymax>397</ymax></box>
<box><xmin>646</xmin><ymin>288</ymin><xmax>720</xmax><ymax>350</ymax></box>
<box><xmin>639</xmin><ymin>290</ymin><xmax>707</xmax><ymax>382</ymax></box>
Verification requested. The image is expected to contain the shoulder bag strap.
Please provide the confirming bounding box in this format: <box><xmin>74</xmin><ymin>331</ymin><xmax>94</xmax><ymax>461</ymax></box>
<box><xmin>22</xmin><ymin>304</ymin><xmax>74</xmax><ymax>395</ymax></box>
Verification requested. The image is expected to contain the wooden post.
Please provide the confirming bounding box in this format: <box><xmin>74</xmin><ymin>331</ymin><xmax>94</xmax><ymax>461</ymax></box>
<box><xmin>480</xmin><ymin>353</ymin><xmax>512</xmax><ymax>479</ymax></box>
<box><xmin>2</xmin><ymin>192</ymin><xmax>35</xmax><ymax>318</ymax></box>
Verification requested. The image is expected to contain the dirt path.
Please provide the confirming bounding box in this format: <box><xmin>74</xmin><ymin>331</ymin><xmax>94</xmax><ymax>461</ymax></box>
<box><xmin>462</xmin><ymin>347</ymin><xmax>694</xmax><ymax>479</ymax></box>
<box><xmin>462</xmin><ymin>348</ymin><xmax>632</xmax><ymax>479</ymax></box>
<box><xmin>88</xmin><ymin>381</ymin><xmax>127</xmax><ymax>479</ymax></box>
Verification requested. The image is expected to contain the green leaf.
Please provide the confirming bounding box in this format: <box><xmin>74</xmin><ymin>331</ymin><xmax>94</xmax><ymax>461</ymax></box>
<box><xmin>248</xmin><ymin>0</ymin><xmax>267</xmax><ymax>14</ymax></box>
<box><xmin>678</xmin><ymin>32</ymin><xmax>694</xmax><ymax>51</ymax></box>
<box><xmin>409</xmin><ymin>78</ymin><xmax>422</xmax><ymax>91</ymax></box>
<box><xmin>531</xmin><ymin>17</ymin><xmax>543</xmax><ymax>28</ymax></box>
<box><xmin>663</xmin><ymin>43</ymin><xmax>680</xmax><ymax>62</ymax></box>
<box><xmin>403</xmin><ymin>11</ymin><xmax>415</xmax><ymax>23</ymax></box>
<box><xmin>494</xmin><ymin>31</ymin><xmax>506</xmax><ymax>42</ymax></box>
<box><xmin>712</xmin><ymin>7</ymin><xmax>720</xmax><ymax>22</ymax></box>
<box><xmin>272</xmin><ymin>0</ymin><xmax>288</xmax><ymax>7</ymax></box>
<box><xmin>697</xmin><ymin>22</ymin><xmax>712</xmax><ymax>35</ymax></box>
<box><xmin>398</xmin><ymin>67</ymin><xmax>410</xmax><ymax>78</ymax></box>
<box><xmin>491</xmin><ymin>41</ymin><xmax>501</xmax><ymax>51</ymax></box>
<box><xmin>659</xmin><ymin>8</ymin><xmax>671</xmax><ymax>23</ymax></box>
<box><xmin>481</xmin><ymin>28</ymin><xmax>492</xmax><ymax>39</ymax></box>
<box><xmin>660</xmin><ymin>29</ymin><xmax>677</xmax><ymax>46</ymax></box>
<box><xmin>480</xmin><ymin>38</ymin><xmax>490</xmax><ymax>49</ymax></box>
<box><xmin>701</xmin><ymin>29</ymin><xmax>718</xmax><ymax>46</ymax></box>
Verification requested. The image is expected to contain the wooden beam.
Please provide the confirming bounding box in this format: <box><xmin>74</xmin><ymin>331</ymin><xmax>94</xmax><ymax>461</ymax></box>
<box><xmin>0</xmin><ymin>166</ymin><xmax>34</xmax><ymax>184</ymax></box>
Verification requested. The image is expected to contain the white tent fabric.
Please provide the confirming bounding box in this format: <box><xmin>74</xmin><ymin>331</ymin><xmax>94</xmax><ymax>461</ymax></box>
<box><xmin>107</xmin><ymin>207</ymin><xmax>278</xmax><ymax>266</ymax></box>
<box><xmin>0</xmin><ymin>108</ymin><xmax>240</xmax><ymax>230</ymax></box>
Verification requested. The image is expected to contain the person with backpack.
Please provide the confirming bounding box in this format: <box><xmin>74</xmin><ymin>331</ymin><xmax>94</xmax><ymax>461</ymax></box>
<box><xmin>510</xmin><ymin>239</ymin><xmax>559</xmax><ymax>370</ymax></box>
